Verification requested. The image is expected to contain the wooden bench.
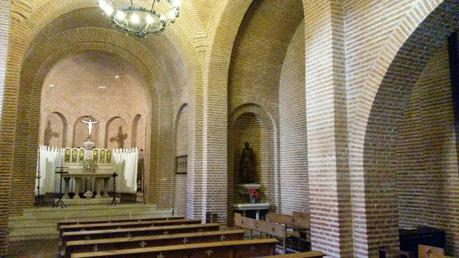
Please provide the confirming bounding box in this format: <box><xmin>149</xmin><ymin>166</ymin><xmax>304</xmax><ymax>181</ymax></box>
<box><xmin>57</xmin><ymin>216</ymin><xmax>184</xmax><ymax>230</ymax></box>
<box><xmin>71</xmin><ymin>239</ymin><xmax>278</xmax><ymax>258</ymax></box>
<box><xmin>234</xmin><ymin>213</ymin><xmax>289</xmax><ymax>252</ymax></box>
<box><xmin>267</xmin><ymin>212</ymin><xmax>310</xmax><ymax>237</ymax></box>
<box><xmin>262</xmin><ymin>251</ymin><xmax>325</xmax><ymax>258</ymax></box>
<box><xmin>64</xmin><ymin>229</ymin><xmax>244</xmax><ymax>256</ymax></box>
<box><xmin>59</xmin><ymin>219</ymin><xmax>200</xmax><ymax>239</ymax></box>
<box><xmin>61</xmin><ymin>223</ymin><xmax>220</xmax><ymax>247</ymax></box>
<box><xmin>418</xmin><ymin>245</ymin><xmax>454</xmax><ymax>258</ymax></box>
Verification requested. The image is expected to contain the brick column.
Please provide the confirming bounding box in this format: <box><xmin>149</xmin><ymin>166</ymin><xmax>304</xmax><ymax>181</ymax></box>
<box><xmin>303</xmin><ymin>1</ymin><xmax>353</xmax><ymax>257</ymax></box>
<box><xmin>0</xmin><ymin>1</ymin><xmax>10</xmax><ymax>255</ymax></box>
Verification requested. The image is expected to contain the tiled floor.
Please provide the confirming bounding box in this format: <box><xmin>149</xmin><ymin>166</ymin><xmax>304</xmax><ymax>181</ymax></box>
<box><xmin>7</xmin><ymin>240</ymin><xmax>59</xmax><ymax>258</ymax></box>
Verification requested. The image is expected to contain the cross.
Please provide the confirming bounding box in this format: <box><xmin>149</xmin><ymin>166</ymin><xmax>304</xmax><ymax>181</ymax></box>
<box><xmin>140</xmin><ymin>241</ymin><xmax>147</xmax><ymax>248</ymax></box>
<box><xmin>157</xmin><ymin>253</ymin><xmax>165</xmax><ymax>258</ymax></box>
<box><xmin>219</xmin><ymin>235</ymin><xmax>226</xmax><ymax>241</ymax></box>
<box><xmin>183</xmin><ymin>237</ymin><xmax>189</xmax><ymax>244</ymax></box>
<box><xmin>81</xmin><ymin>117</ymin><xmax>99</xmax><ymax>139</ymax></box>
<box><xmin>92</xmin><ymin>245</ymin><xmax>98</xmax><ymax>252</ymax></box>
<box><xmin>206</xmin><ymin>249</ymin><xmax>214</xmax><ymax>256</ymax></box>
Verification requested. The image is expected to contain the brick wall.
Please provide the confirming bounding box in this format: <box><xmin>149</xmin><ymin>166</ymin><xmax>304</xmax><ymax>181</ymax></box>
<box><xmin>396</xmin><ymin>44</ymin><xmax>459</xmax><ymax>254</ymax></box>
<box><xmin>0</xmin><ymin>0</ymin><xmax>10</xmax><ymax>254</ymax></box>
<box><xmin>175</xmin><ymin>104</ymin><xmax>189</xmax><ymax>216</ymax></box>
<box><xmin>0</xmin><ymin>0</ymin><xmax>9</xmax><ymax>120</ymax></box>
<box><xmin>279</xmin><ymin>22</ymin><xmax>308</xmax><ymax>214</ymax></box>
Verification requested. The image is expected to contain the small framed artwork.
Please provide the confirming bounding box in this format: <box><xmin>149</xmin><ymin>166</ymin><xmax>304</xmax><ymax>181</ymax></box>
<box><xmin>176</xmin><ymin>155</ymin><xmax>188</xmax><ymax>174</ymax></box>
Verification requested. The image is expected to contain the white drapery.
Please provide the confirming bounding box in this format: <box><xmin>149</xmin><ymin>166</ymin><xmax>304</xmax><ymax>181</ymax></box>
<box><xmin>112</xmin><ymin>148</ymin><xmax>139</xmax><ymax>193</ymax></box>
<box><xmin>36</xmin><ymin>145</ymin><xmax>64</xmax><ymax>195</ymax></box>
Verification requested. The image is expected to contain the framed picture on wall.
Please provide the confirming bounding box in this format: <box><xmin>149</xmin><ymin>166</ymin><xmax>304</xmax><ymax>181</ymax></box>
<box><xmin>176</xmin><ymin>155</ymin><xmax>188</xmax><ymax>174</ymax></box>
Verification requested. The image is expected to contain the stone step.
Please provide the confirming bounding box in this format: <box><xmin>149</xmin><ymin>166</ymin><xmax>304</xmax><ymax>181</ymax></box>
<box><xmin>7</xmin><ymin>205</ymin><xmax>173</xmax><ymax>241</ymax></box>
<box><xmin>19</xmin><ymin>205</ymin><xmax>159</xmax><ymax>219</ymax></box>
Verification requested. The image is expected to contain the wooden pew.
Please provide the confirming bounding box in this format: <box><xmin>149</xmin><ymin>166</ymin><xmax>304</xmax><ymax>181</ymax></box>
<box><xmin>267</xmin><ymin>211</ymin><xmax>310</xmax><ymax>251</ymax></box>
<box><xmin>234</xmin><ymin>213</ymin><xmax>288</xmax><ymax>252</ymax></box>
<box><xmin>262</xmin><ymin>251</ymin><xmax>325</xmax><ymax>258</ymax></box>
<box><xmin>57</xmin><ymin>216</ymin><xmax>184</xmax><ymax>230</ymax></box>
<box><xmin>61</xmin><ymin>223</ymin><xmax>220</xmax><ymax>247</ymax></box>
<box><xmin>59</xmin><ymin>219</ymin><xmax>200</xmax><ymax>239</ymax></box>
<box><xmin>71</xmin><ymin>239</ymin><xmax>278</xmax><ymax>258</ymax></box>
<box><xmin>64</xmin><ymin>229</ymin><xmax>244</xmax><ymax>256</ymax></box>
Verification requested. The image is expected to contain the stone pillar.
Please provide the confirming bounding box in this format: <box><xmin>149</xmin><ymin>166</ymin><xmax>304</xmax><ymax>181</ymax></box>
<box><xmin>303</xmin><ymin>1</ymin><xmax>353</xmax><ymax>257</ymax></box>
<box><xmin>0</xmin><ymin>1</ymin><xmax>10</xmax><ymax>255</ymax></box>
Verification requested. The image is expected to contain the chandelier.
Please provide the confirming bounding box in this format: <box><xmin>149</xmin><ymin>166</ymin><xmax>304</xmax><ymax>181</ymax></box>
<box><xmin>97</xmin><ymin>0</ymin><xmax>180</xmax><ymax>38</ymax></box>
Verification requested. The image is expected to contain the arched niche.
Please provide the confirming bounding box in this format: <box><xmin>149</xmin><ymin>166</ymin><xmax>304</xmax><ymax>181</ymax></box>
<box><xmin>174</xmin><ymin>104</ymin><xmax>189</xmax><ymax>216</ymax></box>
<box><xmin>363</xmin><ymin>2</ymin><xmax>459</xmax><ymax>255</ymax></box>
<box><xmin>42</xmin><ymin>111</ymin><xmax>67</xmax><ymax>147</ymax></box>
<box><xmin>73</xmin><ymin>115</ymin><xmax>99</xmax><ymax>147</ymax></box>
<box><xmin>131</xmin><ymin>114</ymin><xmax>145</xmax><ymax>149</ymax></box>
<box><xmin>229</xmin><ymin>104</ymin><xmax>276</xmax><ymax>218</ymax></box>
<box><xmin>105</xmin><ymin>116</ymin><xmax>128</xmax><ymax>149</ymax></box>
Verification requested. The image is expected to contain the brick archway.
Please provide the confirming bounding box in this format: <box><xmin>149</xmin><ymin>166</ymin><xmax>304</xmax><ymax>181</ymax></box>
<box><xmin>361</xmin><ymin>1</ymin><xmax>459</xmax><ymax>256</ymax></box>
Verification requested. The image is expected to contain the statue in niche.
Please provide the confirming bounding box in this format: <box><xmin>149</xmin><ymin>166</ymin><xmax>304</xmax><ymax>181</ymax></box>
<box><xmin>238</xmin><ymin>142</ymin><xmax>257</xmax><ymax>184</ymax></box>
<box><xmin>110</xmin><ymin>126</ymin><xmax>128</xmax><ymax>148</ymax></box>
<box><xmin>44</xmin><ymin>120</ymin><xmax>59</xmax><ymax>146</ymax></box>
<box><xmin>81</xmin><ymin>117</ymin><xmax>99</xmax><ymax>140</ymax></box>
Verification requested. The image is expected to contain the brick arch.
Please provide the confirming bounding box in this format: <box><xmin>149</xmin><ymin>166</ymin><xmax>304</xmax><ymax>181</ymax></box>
<box><xmin>22</xmin><ymin>0</ymin><xmax>203</xmax><ymax>68</ymax></box>
<box><xmin>361</xmin><ymin>1</ymin><xmax>459</xmax><ymax>256</ymax></box>
<box><xmin>9</xmin><ymin>27</ymin><xmax>175</xmax><ymax>215</ymax></box>
<box><xmin>229</xmin><ymin>103</ymin><xmax>280</xmax><ymax>211</ymax></box>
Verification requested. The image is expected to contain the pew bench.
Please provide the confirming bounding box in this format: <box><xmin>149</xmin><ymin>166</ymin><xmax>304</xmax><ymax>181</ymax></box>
<box><xmin>71</xmin><ymin>239</ymin><xmax>278</xmax><ymax>258</ymax></box>
<box><xmin>57</xmin><ymin>216</ymin><xmax>184</xmax><ymax>230</ymax></box>
<box><xmin>262</xmin><ymin>251</ymin><xmax>325</xmax><ymax>258</ymax></box>
<box><xmin>266</xmin><ymin>212</ymin><xmax>310</xmax><ymax>252</ymax></box>
<box><xmin>63</xmin><ymin>229</ymin><xmax>245</xmax><ymax>257</ymax></box>
<box><xmin>59</xmin><ymin>219</ymin><xmax>200</xmax><ymax>239</ymax></box>
<box><xmin>234</xmin><ymin>213</ymin><xmax>289</xmax><ymax>253</ymax></box>
<box><xmin>61</xmin><ymin>223</ymin><xmax>220</xmax><ymax>247</ymax></box>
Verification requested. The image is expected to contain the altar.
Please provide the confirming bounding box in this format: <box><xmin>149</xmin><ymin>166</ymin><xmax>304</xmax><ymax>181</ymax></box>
<box><xmin>36</xmin><ymin>118</ymin><xmax>140</xmax><ymax>203</ymax></box>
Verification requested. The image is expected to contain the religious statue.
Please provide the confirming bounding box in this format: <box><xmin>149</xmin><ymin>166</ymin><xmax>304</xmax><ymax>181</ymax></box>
<box><xmin>81</xmin><ymin>117</ymin><xmax>99</xmax><ymax>140</ymax></box>
<box><xmin>239</xmin><ymin>142</ymin><xmax>257</xmax><ymax>183</ymax></box>
<box><xmin>110</xmin><ymin>126</ymin><xmax>128</xmax><ymax>148</ymax></box>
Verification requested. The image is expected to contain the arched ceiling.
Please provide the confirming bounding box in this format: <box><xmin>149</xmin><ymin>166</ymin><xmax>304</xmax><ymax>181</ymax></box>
<box><xmin>18</xmin><ymin>0</ymin><xmax>209</xmax><ymax>106</ymax></box>
<box><xmin>229</xmin><ymin>0</ymin><xmax>304</xmax><ymax>110</ymax></box>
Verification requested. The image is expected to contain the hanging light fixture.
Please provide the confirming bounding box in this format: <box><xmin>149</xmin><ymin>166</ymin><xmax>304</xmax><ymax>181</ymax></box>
<box><xmin>98</xmin><ymin>0</ymin><xmax>180</xmax><ymax>38</ymax></box>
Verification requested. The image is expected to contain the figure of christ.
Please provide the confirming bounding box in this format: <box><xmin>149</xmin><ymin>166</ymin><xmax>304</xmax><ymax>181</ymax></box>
<box><xmin>81</xmin><ymin>117</ymin><xmax>99</xmax><ymax>140</ymax></box>
<box><xmin>110</xmin><ymin>126</ymin><xmax>128</xmax><ymax>148</ymax></box>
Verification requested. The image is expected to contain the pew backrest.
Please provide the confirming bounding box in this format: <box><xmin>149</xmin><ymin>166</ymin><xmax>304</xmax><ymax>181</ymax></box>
<box><xmin>234</xmin><ymin>213</ymin><xmax>286</xmax><ymax>239</ymax></box>
<box><xmin>64</xmin><ymin>230</ymin><xmax>245</xmax><ymax>256</ymax></box>
<box><xmin>61</xmin><ymin>223</ymin><xmax>220</xmax><ymax>246</ymax></box>
<box><xmin>57</xmin><ymin>216</ymin><xmax>184</xmax><ymax>230</ymax></box>
<box><xmin>262</xmin><ymin>251</ymin><xmax>325</xmax><ymax>258</ymax></box>
<box><xmin>70</xmin><ymin>239</ymin><xmax>278</xmax><ymax>258</ymax></box>
<box><xmin>418</xmin><ymin>245</ymin><xmax>445</xmax><ymax>258</ymax></box>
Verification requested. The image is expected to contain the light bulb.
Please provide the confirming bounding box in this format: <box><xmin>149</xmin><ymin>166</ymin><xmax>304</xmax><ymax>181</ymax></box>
<box><xmin>145</xmin><ymin>15</ymin><xmax>154</xmax><ymax>24</ymax></box>
<box><xmin>172</xmin><ymin>0</ymin><xmax>180</xmax><ymax>7</ymax></box>
<box><xmin>115</xmin><ymin>11</ymin><xmax>126</xmax><ymax>20</ymax></box>
<box><xmin>130</xmin><ymin>13</ymin><xmax>140</xmax><ymax>24</ymax></box>
<box><xmin>103</xmin><ymin>5</ymin><xmax>114</xmax><ymax>16</ymax></box>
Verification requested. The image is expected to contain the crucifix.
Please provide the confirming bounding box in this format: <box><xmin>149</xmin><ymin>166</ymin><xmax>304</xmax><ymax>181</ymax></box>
<box><xmin>81</xmin><ymin>117</ymin><xmax>99</xmax><ymax>140</ymax></box>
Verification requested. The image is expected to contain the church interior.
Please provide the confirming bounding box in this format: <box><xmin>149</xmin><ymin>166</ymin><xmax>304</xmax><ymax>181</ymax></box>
<box><xmin>0</xmin><ymin>0</ymin><xmax>459</xmax><ymax>257</ymax></box>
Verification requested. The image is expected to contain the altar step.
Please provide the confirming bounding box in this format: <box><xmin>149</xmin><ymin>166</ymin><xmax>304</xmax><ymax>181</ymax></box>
<box><xmin>8</xmin><ymin>204</ymin><xmax>173</xmax><ymax>241</ymax></box>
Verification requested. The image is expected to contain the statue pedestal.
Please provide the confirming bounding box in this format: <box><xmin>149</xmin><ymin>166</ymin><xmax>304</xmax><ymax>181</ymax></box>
<box><xmin>232</xmin><ymin>203</ymin><xmax>270</xmax><ymax>220</ymax></box>
<box><xmin>83</xmin><ymin>139</ymin><xmax>96</xmax><ymax>150</ymax></box>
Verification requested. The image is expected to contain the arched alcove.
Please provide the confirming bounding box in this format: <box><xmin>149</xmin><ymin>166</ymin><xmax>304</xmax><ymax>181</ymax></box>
<box><xmin>73</xmin><ymin>115</ymin><xmax>99</xmax><ymax>147</ymax></box>
<box><xmin>229</xmin><ymin>104</ymin><xmax>276</xmax><ymax>221</ymax></box>
<box><xmin>42</xmin><ymin>111</ymin><xmax>67</xmax><ymax>147</ymax></box>
<box><xmin>131</xmin><ymin>114</ymin><xmax>145</xmax><ymax>149</ymax></box>
<box><xmin>105</xmin><ymin>116</ymin><xmax>128</xmax><ymax>149</ymax></box>
<box><xmin>174</xmin><ymin>104</ymin><xmax>189</xmax><ymax>216</ymax></box>
<box><xmin>363</xmin><ymin>2</ymin><xmax>459</xmax><ymax>255</ymax></box>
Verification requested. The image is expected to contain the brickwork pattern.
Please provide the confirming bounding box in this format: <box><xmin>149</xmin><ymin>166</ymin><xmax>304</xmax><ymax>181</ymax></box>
<box><xmin>279</xmin><ymin>22</ymin><xmax>308</xmax><ymax>214</ymax></box>
<box><xmin>396</xmin><ymin>44</ymin><xmax>459</xmax><ymax>255</ymax></box>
